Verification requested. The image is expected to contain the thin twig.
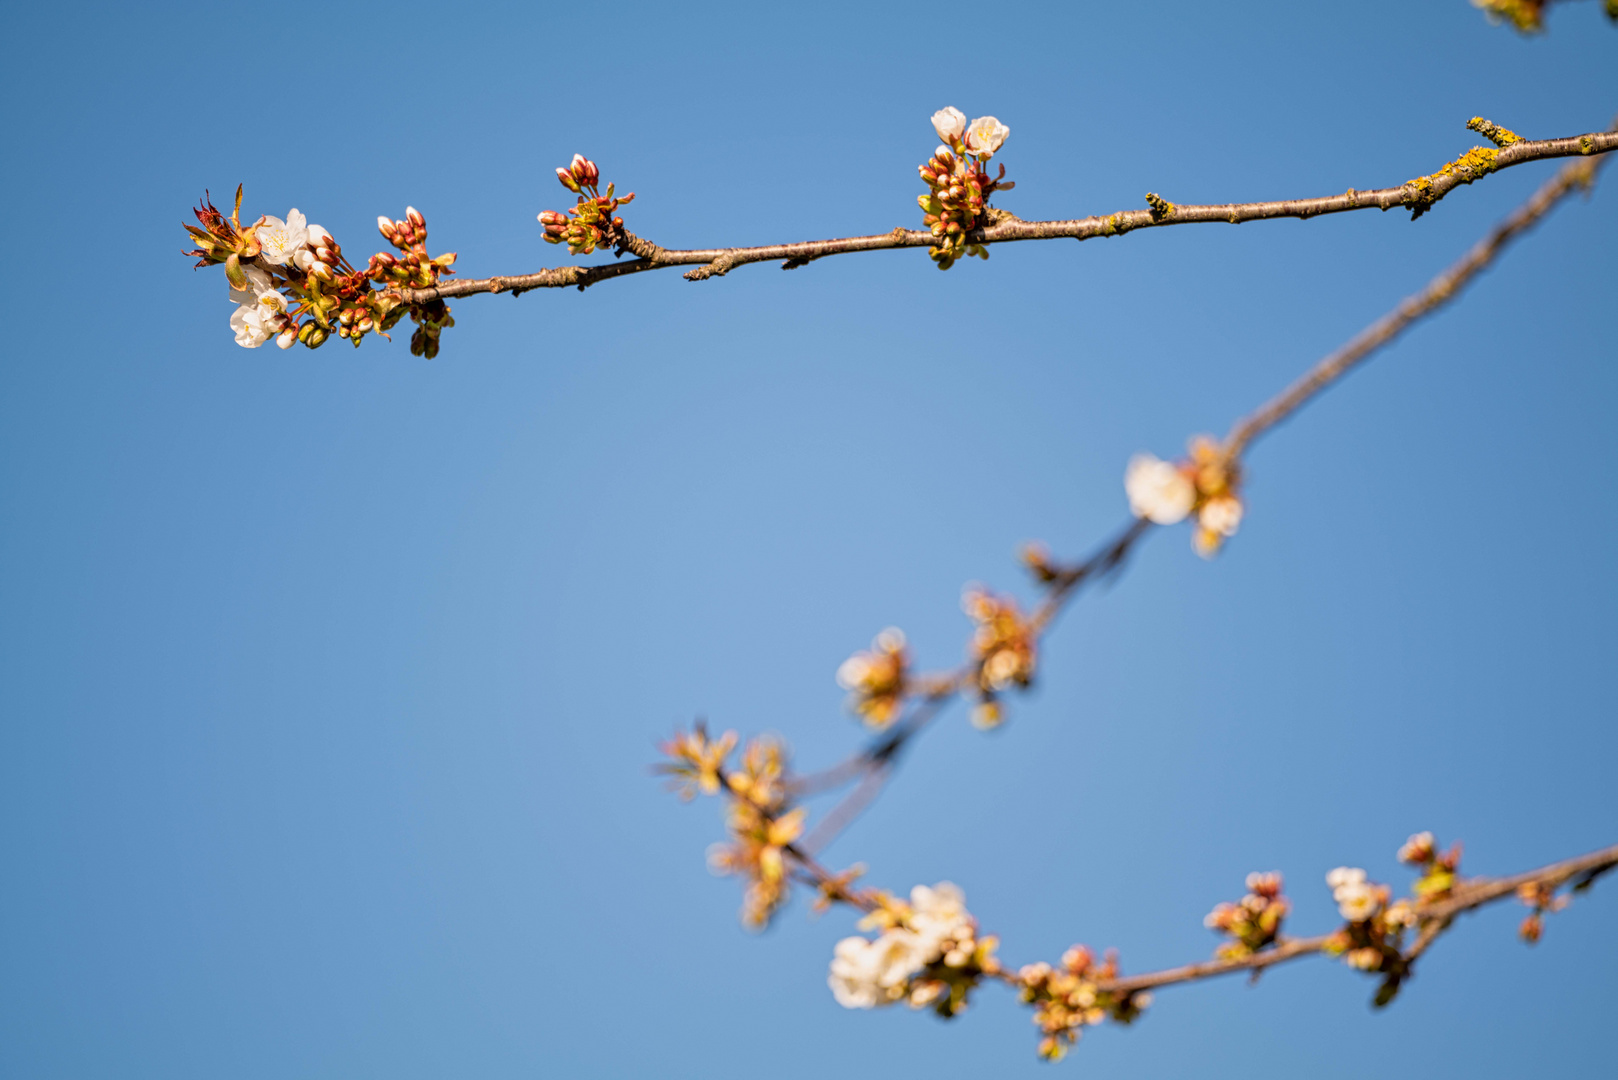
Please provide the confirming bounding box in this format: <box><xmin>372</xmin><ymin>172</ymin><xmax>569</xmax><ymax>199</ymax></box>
<box><xmin>1225</xmin><ymin>146</ymin><xmax>1611</xmax><ymax>456</ymax></box>
<box><xmin>397</xmin><ymin>128</ymin><xmax>1616</xmax><ymax>303</ymax></box>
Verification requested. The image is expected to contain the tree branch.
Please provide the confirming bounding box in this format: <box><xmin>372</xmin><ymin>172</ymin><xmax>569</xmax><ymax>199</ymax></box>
<box><xmin>397</xmin><ymin>127</ymin><xmax>1616</xmax><ymax>303</ymax></box>
<box><xmin>1101</xmin><ymin>842</ymin><xmax>1618</xmax><ymax>995</ymax></box>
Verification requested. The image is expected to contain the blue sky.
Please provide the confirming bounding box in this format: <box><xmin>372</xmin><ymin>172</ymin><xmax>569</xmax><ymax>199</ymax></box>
<box><xmin>1</xmin><ymin>1</ymin><xmax>1614</xmax><ymax>1076</ymax></box>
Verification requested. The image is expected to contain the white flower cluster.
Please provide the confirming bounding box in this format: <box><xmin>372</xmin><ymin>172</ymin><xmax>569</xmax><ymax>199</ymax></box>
<box><xmin>931</xmin><ymin>107</ymin><xmax>1010</xmax><ymax>157</ymax></box>
<box><xmin>828</xmin><ymin>882</ymin><xmax>977</xmax><ymax>1009</ymax></box>
<box><xmin>1123</xmin><ymin>449</ymin><xmax>1245</xmax><ymax>557</ymax></box>
<box><xmin>1124</xmin><ymin>454</ymin><xmax>1195</xmax><ymax>524</ymax></box>
<box><xmin>1326</xmin><ymin>867</ymin><xmax>1379</xmax><ymax>922</ymax></box>
<box><xmin>228</xmin><ymin>209</ymin><xmax>333</xmax><ymax>349</ymax></box>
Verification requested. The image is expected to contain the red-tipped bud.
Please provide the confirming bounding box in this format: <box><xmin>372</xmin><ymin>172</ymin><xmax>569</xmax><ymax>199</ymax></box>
<box><xmin>556</xmin><ymin>167</ymin><xmax>581</xmax><ymax>193</ymax></box>
<box><xmin>538</xmin><ymin>210</ymin><xmax>567</xmax><ymax>226</ymax></box>
<box><xmin>377</xmin><ymin>216</ymin><xmax>397</xmax><ymax>240</ymax></box>
<box><xmin>405</xmin><ymin>206</ymin><xmax>424</xmax><ymax>229</ymax></box>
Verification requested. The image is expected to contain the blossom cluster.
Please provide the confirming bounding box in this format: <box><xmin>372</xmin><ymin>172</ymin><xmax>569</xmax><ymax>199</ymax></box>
<box><xmin>962</xmin><ymin>586</ymin><xmax>1037</xmax><ymax>729</ymax></box>
<box><xmin>828</xmin><ymin>882</ymin><xmax>1000</xmax><ymax>1017</ymax></box>
<box><xmin>1322</xmin><ymin>866</ymin><xmax>1416</xmax><ymax>1003</ymax></box>
<box><xmin>183</xmin><ymin>187</ymin><xmax>458</xmax><ymax>357</ymax></box>
<box><xmin>658</xmin><ymin>724</ymin><xmax>806</xmax><ymax>927</ymax></box>
<box><xmin>538</xmin><ymin>154</ymin><xmax>637</xmax><ymax>256</ymax></box>
<box><xmin>1204</xmin><ymin>872</ymin><xmax>1289</xmax><ymax>960</ymax></box>
<box><xmin>1124</xmin><ymin>436</ymin><xmax>1245</xmax><ymax>557</ymax></box>
<box><xmin>1398</xmin><ymin>830</ymin><xmax>1461</xmax><ymax>902</ymax></box>
<box><xmin>918</xmin><ymin>107</ymin><xmax>1015</xmax><ymax>270</ymax></box>
<box><xmin>1018</xmin><ymin>946</ymin><xmax>1150</xmax><ymax>1062</ymax></box>
<box><xmin>836</xmin><ymin>628</ymin><xmax>910</xmax><ymax>730</ymax></box>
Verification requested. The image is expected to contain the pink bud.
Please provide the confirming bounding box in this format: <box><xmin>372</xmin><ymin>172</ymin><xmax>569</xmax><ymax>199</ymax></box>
<box><xmin>556</xmin><ymin>167</ymin><xmax>581</xmax><ymax>193</ymax></box>
<box><xmin>405</xmin><ymin>206</ymin><xmax>424</xmax><ymax>228</ymax></box>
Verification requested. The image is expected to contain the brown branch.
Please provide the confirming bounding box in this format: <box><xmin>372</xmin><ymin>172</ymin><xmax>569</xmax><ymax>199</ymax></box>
<box><xmin>1102</xmin><ymin>842</ymin><xmax>1618</xmax><ymax>995</ymax></box>
<box><xmin>397</xmin><ymin>127</ymin><xmax>1616</xmax><ymax>304</ymax></box>
<box><xmin>783</xmin><ymin>831</ymin><xmax>1617</xmax><ymax>1002</ymax></box>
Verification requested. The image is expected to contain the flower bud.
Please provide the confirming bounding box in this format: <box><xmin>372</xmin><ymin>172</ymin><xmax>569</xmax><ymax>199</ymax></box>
<box><xmin>405</xmin><ymin>206</ymin><xmax>424</xmax><ymax>229</ymax></box>
<box><xmin>556</xmin><ymin>167</ymin><xmax>581</xmax><ymax>193</ymax></box>
<box><xmin>377</xmin><ymin>216</ymin><xmax>397</xmax><ymax>239</ymax></box>
<box><xmin>276</xmin><ymin>329</ymin><xmax>297</xmax><ymax>350</ymax></box>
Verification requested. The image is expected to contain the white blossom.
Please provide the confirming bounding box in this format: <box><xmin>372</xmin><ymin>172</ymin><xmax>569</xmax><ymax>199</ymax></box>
<box><xmin>829</xmin><ymin>936</ymin><xmax>883</xmax><ymax>1008</ymax></box>
<box><xmin>1125</xmin><ymin>454</ymin><xmax>1195</xmax><ymax>524</ymax></box>
<box><xmin>827</xmin><ymin>882</ymin><xmax>977</xmax><ymax>1010</ymax></box>
<box><xmin>835</xmin><ymin>655</ymin><xmax>871</xmax><ymax>689</ymax></box>
<box><xmin>964</xmin><ymin>116</ymin><xmax>1010</xmax><ymax>157</ymax></box>
<box><xmin>1335</xmin><ymin>882</ymin><xmax>1379</xmax><ymax>922</ymax></box>
<box><xmin>1198</xmin><ymin>495</ymin><xmax>1243</xmax><ymax>537</ymax></box>
<box><xmin>229</xmin><ymin>304</ymin><xmax>274</xmax><ymax>348</ymax></box>
<box><xmin>256</xmin><ymin>209</ymin><xmax>309</xmax><ymax>265</ymax></box>
<box><xmin>1326</xmin><ymin>866</ymin><xmax>1365</xmax><ymax>891</ymax></box>
<box><xmin>931</xmin><ymin>106</ymin><xmax>966</xmax><ymax>143</ymax></box>
<box><xmin>828</xmin><ymin>930</ymin><xmax>928</xmax><ymax>1009</ymax></box>
<box><xmin>228</xmin><ymin>264</ymin><xmax>276</xmax><ymax>307</ymax></box>
<box><xmin>305</xmin><ymin>223</ymin><xmax>333</xmax><ymax>248</ymax></box>
<box><xmin>909</xmin><ymin>881</ymin><xmax>970</xmax><ymax>951</ymax></box>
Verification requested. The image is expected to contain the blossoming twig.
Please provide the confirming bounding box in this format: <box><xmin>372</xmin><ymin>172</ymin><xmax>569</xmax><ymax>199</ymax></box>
<box><xmin>397</xmin><ymin>125</ymin><xmax>1616</xmax><ymax>303</ymax></box>
<box><xmin>1102</xmin><ymin>841</ymin><xmax>1618</xmax><ymax>995</ymax></box>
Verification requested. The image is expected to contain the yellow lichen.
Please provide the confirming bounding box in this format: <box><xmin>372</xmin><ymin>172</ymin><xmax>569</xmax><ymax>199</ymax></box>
<box><xmin>1467</xmin><ymin>117</ymin><xmax>1523</xmax><ymax>147</ymax></box>
<box><xmin>1402</xmin><ymin>146</ymin><xmax>1500</xmax><ymax>220</ymax></box>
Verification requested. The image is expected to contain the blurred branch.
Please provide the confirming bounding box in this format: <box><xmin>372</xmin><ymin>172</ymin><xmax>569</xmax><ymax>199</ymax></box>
<box><xmin>398</xmin><ymin>127</ymin><xmax>1615</xmax><ymax>303</ymax></box>
<box><xmin>1225</xmin><ymin>143</ymin><xmax>1612</xmax><ymax>456</ymax></box>
<box><xmin>1100</xmin><ymin>841</ymin><xmax>1618</xmax><ymax>995</ymax></box>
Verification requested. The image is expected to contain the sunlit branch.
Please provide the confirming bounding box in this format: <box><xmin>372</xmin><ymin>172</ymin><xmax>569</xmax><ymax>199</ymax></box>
<box><xmin>397</xmin><ymin>127</ymin><xmax>1615</xmax><ymax>303</ymax></box>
